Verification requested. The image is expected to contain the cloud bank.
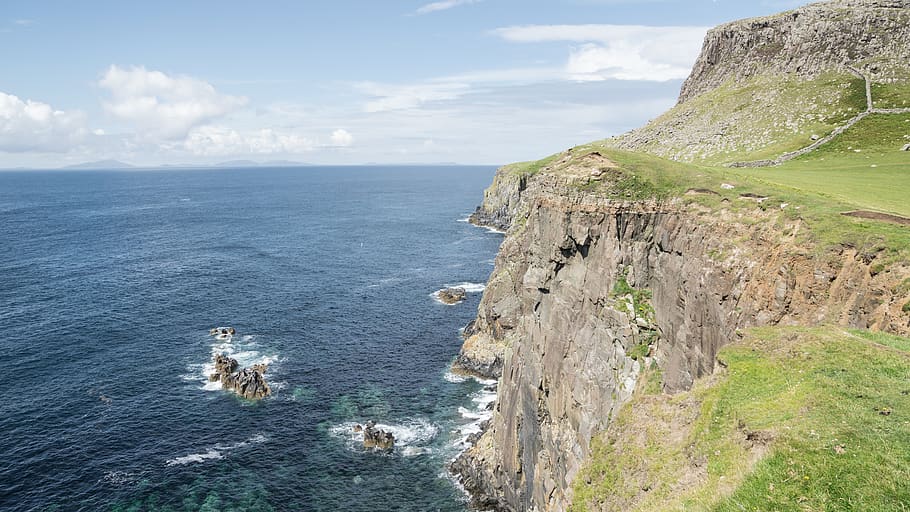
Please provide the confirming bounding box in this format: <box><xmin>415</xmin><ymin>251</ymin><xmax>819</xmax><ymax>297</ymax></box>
<box><xmin>0</xmin><ymin>92</ymin><xmax>87</xmax><ymax>152</ymax></box>
<box><xmin>99</xmin><ymin>65</ymin><xmax>247</xmax><ymax>139</ymax></box>
<box><xmin>493</xmin><ymin>24</ymin><xmax>708</xmax><ymax>81</ymax></box>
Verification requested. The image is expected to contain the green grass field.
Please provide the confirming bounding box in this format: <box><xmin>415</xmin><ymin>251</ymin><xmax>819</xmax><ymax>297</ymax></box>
<box><xmin>731</xmin><ymin>114</ymin><xmax>910</xmax><ymax>217</ymax></box>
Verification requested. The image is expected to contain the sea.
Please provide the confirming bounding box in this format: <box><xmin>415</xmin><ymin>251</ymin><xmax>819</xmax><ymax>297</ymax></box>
<box><xmin>0</xmin><ymin>165</ymin><xmax>504</xmax><ymax>511</ymax></box>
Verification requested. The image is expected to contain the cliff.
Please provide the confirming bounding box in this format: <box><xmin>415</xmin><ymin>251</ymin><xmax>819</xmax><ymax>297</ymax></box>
<box><xmin>454</xmin><ymin>163</ymin><xmax>909</xmax><ymax>510</ymax></box>
<box><xmin>452</xmin><ymin>1</ymin><xmax>910</xmax><ymax>509</ymax></box>
<box><xmin>679</xmin><ymin>0</ymin><xmax>910</xmax><ymax>103</ymax></box>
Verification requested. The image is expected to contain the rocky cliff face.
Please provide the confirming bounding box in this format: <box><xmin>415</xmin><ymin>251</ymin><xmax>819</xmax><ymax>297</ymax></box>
<box><xmin>454</xmin><ymin>167</ymin><xmax>910</xmax><ymax>511</ymax></box>
<box><xmin>454</xmin><ymin>2</ymin><xmax>910</xmax><ymax>509</ymax></box>
<box><xmin>680</xmin><ymin>0</ymin><xmax>910</xmax><ymax>103</ymax></box>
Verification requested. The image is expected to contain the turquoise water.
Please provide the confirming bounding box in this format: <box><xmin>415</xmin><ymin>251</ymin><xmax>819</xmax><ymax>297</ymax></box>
<box><xmin>0</xmin><ymin>166</ymin><xmax>502</xmax><ymax>511</ymax></box>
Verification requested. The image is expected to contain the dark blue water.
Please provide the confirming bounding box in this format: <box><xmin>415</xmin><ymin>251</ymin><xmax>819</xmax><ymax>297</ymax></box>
<box><xmin>0</xmin><ymin>166</ymin><xmax>502</xmax><ymax>511</ymax></box>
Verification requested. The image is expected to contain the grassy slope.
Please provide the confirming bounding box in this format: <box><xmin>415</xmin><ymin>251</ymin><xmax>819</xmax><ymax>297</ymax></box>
<box><xmin>570</xmin><ymin>326</ymin><xmax>910</xmax><ymax>512</ymax></box>
<box><xmin>606</xmin><ymin>73</ymin><xmax>867</xmax><ymax>166</ymax></box>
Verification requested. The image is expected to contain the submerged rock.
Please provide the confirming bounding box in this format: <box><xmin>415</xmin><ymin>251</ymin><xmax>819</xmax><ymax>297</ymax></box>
<box><xmin>437</xmin><ymin>287</ymin><xmax>467</xmax><ymax>305</ymax></box>
<box><xmin>360</xmin><ymin>420</ymin><xmax>395</xmax><ymax>451</ymax></box>
<box><xmin>209</xmin><ymin>353</ymin><xmax>270</xmax><ymax>399</ymax></box>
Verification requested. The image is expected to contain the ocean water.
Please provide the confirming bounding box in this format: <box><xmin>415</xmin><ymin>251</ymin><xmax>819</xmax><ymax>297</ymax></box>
<box><xmin>0</xmin><ymin>166</ymin><xmax>503</xmax><ymax>511</ymax></box>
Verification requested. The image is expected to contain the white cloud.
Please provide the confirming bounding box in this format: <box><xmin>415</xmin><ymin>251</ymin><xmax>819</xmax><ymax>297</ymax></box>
<box><xmin>0</xmin><ymin>92</ymin><xmax>87</xmax><ymax>152</ymax></box>
<box><xmin>183</xmin><ymin>125</ymin><xmax>315</xmax><ymax>156</ymax></box>
<box><xmin>356</xmin><ymin>81</ymin><xmax>470</xmax><ymax>112</ymax></box>
<box><xmin>415</xmin><ymin>0</ymin><xmax>481</xmax><ymax>15</ymax></box>
<box><xmin>99</xmin><ymin>65</ymin><xmax>247</xmax><ymax>139</ymax></box>
<box><xmin>330</xmin><ymin>129</ymin><xmax>354</xmax><ymax>147</ymax></box>
<box><xmin>493</xmin><ymin>24</ymin><xmax>708</xmax><ymax>81</ymax></box>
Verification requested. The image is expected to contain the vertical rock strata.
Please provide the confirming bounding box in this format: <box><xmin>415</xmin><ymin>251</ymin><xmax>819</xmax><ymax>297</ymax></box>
<box><xmin>454</xmin><ymin>173</ymin><xmax>909</xmax><ymax>511</ymax></box>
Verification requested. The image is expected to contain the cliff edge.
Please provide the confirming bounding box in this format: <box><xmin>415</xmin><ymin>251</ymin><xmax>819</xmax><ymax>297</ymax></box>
<box><xmin>455</xmin><ymin>1</ymin><xmax>910</xmax><ymax>510</ymax></box>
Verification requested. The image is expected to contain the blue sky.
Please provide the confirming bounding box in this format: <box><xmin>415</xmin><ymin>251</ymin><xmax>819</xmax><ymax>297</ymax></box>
<box><xmin>0</xmin><ymin>0</ymin><xmax>806</xmax><ymax>167</ymax></box>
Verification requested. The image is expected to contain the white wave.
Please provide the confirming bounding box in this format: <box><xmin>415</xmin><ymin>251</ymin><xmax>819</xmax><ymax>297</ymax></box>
<box><xmin>166</xmin><ymin>449</ymin><xmax>222</xmax><ymax>466</ymax></box>
<box><xmin>458</xmin><ymin>407</ymin><xmax>487</xmax><ymax>420</ymax></box>
<box><xmin>445</xmin><ymin>282</ymin><xmax>486</xmax><ymax>293</ymax></box>
<box><xmin>457</xmin><ymin>216</ymin><xmax>472</xmax><ymax>223</ymax></box>
<box><xmin>450</xmin><ymin>383</ymin><xmax>499</xmax><ymax>450</ymax></box>
<box><xmin>472</xmin><ymin>389</ymin><xmax>498</xmax><ymax>408</ymax></box>
<box><xmin>202</xmin><ymin>380</ymin><xmax>222</xmax><ymax>391</ymax></box>
<box><xmin>101</xmin><ymin>470</ymin><xmax>142</xmax><ymax>485</ymax></box>
<box><xmin>166</xmin><ymin>433</ymin><xmax>267</xmax><ymax>466</ymax></box>
<box><xmin>484</xmin><ymin>226</ymin><xmax>507</xmax><ymax>235</ymax></box>
<box><xmin>443</xmin><ymin>371</ymin><xmax>467</xmax><ymax>383</ymax></box>
<box><xmin>331</xmin><ymin>418</ymin><xmax>439</xmax><ymax>455</ymax></box>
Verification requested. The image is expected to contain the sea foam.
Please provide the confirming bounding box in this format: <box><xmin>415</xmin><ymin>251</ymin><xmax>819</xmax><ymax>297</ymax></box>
<box><xmin>330</xmin><ymin>418</ymin><xmax>439</xmax><ymax>456</ymax></box>
<box><xmin>165</xmin><ymin>433</ymin><xmax>267</xmax><ymax>466</ymax></box>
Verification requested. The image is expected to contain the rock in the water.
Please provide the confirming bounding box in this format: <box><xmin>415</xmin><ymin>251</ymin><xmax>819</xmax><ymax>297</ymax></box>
<box><xmin>210</xmin><ymin>353</ymin><xmax>238</xmax><ymax>381</ymax></box>
<box><xmin>437</xmin><ymin>287</ymin><xmax>467</xmax><ymax>305</ymax></box>
<box><xmin>208</xmin><ymin>353</ymin><xmax>270</xmax><ymax>399</ymax></box>
<box><xmin>222</xmin><ymin>367</ymin><xmax>271</xmax><ymax>400</ymax></box>
<box><xmin>209</xmin><ymin>326</ymin><xmax>236</xmax><ymax>337</ymax></box>
<box><xmin>362</xmin><ymin>420</ymin><xmax>395</xmax><ymax>450</ymax></box>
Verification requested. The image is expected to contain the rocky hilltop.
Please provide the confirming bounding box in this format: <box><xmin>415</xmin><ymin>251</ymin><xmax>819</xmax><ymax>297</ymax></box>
<box><xmin>610</xmin><ymin>0</ymin><xmax>910</xmax><ymax>164</ymax></box>
<box><xmin>452</xmin><ymin>1</ymin><xmax>910</xmax><ymax>510</ymax></box>
<box><xmin>680</xmin><ymin>0</ymin><xmax>910</xmax><ymax>103</ymax></box>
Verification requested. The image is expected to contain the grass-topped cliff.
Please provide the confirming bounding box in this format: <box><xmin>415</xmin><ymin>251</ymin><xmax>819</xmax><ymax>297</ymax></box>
<box><xmin>457</xmin><ymin>1</ymin><xmax>910</xmax><ymax>510</ymax></box>
<box><xmin>571</xmin><ymin>326</ymin><xmax>910</xmax><ymax>511</ymax></box>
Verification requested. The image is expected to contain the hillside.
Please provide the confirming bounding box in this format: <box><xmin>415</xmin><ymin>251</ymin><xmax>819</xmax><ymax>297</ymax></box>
<box><xmin>607</xmin><ymin>0</ymin><xmax>910</xmax><ymax>165</ymax></box>
<box><xmin>452</xmin><ymin>1</ymin><xmax>910</xmax><ymax>511</ymax></box>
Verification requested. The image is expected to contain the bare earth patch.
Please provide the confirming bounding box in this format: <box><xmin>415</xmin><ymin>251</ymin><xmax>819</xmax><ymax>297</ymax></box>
<box><xmin>842</xmin><ymin>210</ymin><xmax>910</xmax><ymax>225</ymax></box>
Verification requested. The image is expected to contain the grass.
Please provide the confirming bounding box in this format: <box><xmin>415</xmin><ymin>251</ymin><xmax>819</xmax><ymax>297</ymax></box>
<box><xmin>606</xmin><ymin>72</ymin><xmax>867</xmax><ymax>165</ymax></box>
<box><xmin>512</xmin><ymin>127</ymin><xmax>910</xmax><ymax>263</ymax></box>
<box><xmin>570</xmin><ymin>326</ymin><xmax>910</xmax><ymax>512</ymax></box>
<box><xmin>872</xmin><ymin>82</ymin><xmax>910</xmax><ymax>110</ymax></box>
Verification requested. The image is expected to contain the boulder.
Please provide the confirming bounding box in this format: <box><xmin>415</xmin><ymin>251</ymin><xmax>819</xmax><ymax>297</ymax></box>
<box><xmin>362</xmin><ymin>420</ymin><xmax>395</xmax><ymax>451</ymax></box>
<box><xmin>901</xmin><ymin>143</ymin><xmax>910</xmax><ymax>151</ymax></box>
<box><xmin>437</xmin><ymin>287</ymin><xmax>467</xmax><ymax>305</ymax></box>
<box><xmin>208</xmin><ymin>353</ymin><xmax>270</xmax><ymax>399</ymax></box>
<box><xmin>210</xmin><ymin>353</ymin><xmax>238</xmax><ymax>381</ymax></box>
<box><xmin>222</xmin><ymin>367</ymin><xmax>271</xmax><ymax>400</ymax></box>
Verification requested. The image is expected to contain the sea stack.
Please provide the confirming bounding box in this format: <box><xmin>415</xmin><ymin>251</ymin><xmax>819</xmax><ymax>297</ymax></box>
<box><xmin>209</xmin><ymin>353</ymin><xmax>271</xmax><ymax>400</ymax></box>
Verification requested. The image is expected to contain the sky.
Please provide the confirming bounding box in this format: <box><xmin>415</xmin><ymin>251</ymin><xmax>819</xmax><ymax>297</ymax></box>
<box><xmin>0</xmin><ymin>0</ymin><xmax>808</xmax><ymax>168</ymax></box>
